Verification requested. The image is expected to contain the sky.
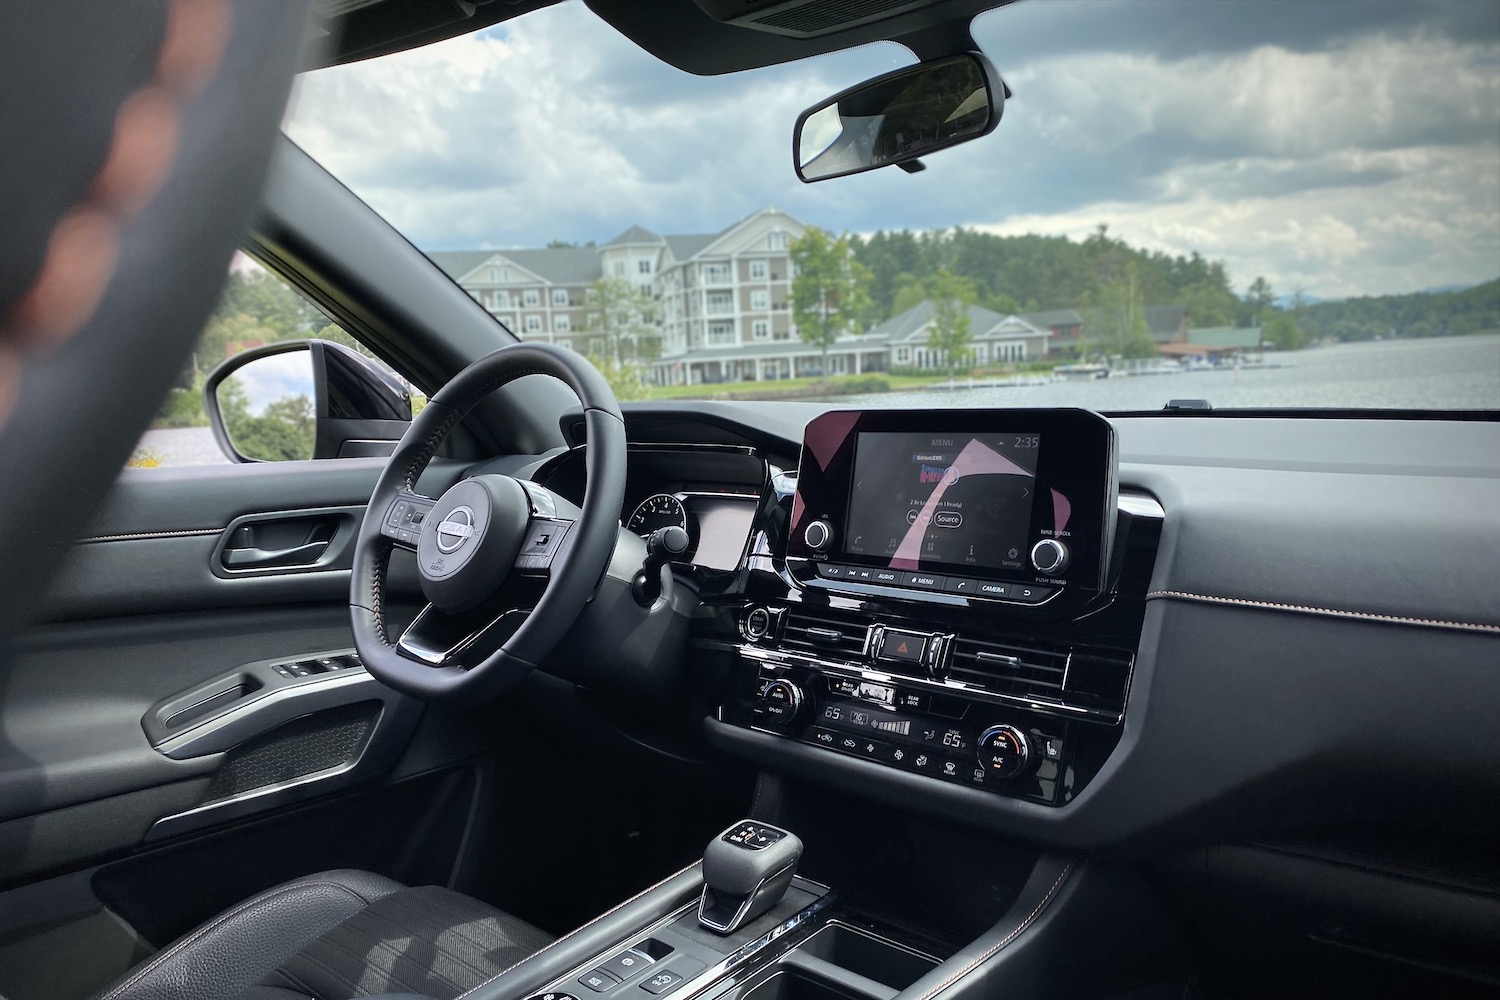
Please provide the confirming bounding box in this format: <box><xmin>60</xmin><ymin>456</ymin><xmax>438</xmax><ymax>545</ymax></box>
<box><xmin>284</xmin><ymin>0</ymin><xmax>1500</xmax><ymax>301</ymax></box>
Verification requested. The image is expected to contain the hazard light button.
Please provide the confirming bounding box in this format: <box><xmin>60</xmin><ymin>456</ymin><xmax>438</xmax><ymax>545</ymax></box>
<box><xmin>878</xmin><ymin>629</ymin><xmax>927</xmax><ymax>665</ymax></box>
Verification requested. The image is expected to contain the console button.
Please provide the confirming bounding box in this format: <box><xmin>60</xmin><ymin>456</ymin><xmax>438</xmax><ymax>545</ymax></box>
<box><xmin>640</xmin><ymin>971</ymin><xmax>686</xmax><ymax>996</ymax></box>
<box><xmin>579</xmin><ymin>970</ymin><xmax>620</xmax><ymax>993</ymax></box>
<box><xmin>877</xmin><ymin>630</ymin><xmax>927</xmax><ymax>665</ymax></box>
<box><xmin>847</xmin><ymin>567</ymin><xmax>874</xmax><ymax>582</ymax></box>
<box><xmin>1041</xmin><ymin>736</ymin><xmax>1065</xmax><ymax>761</ymax></box>
<box><xmin>895</xmin><ymin>691</ymin><xmax>929</xmax><ymax>711</ymax></box>
<box><xmin>1013</xmin><ymin>584</ymin><xmax>1056</xmax><ymax>603</ymax></box>
<box><xmin>944</xmin><ymin>577</ymin><xmax>977</xmax><ymax>595</ymax></box>
<box><xmin>902</xmin><ymin>572</ymin><xmax>946</xmax><ymax>590</ymax></box>
<box><xmin>975</xmin><ymin>581</ymin><xmax>1012</xmax><ymax>599</ymax></box>
<box><xmin>871</xmin><ymin>569</ymin><xmax>901</xmax><ymax>585</ymax></box>
<box><xmin>603</xmin><ymin>952</ymin><xmax>654</xmax><ymax>981</ymax></box>
<box><xmin>906</xmin><ymin>750</ymin><xmax>938</xmax><ymax>774</ymax></box>
<box><xmin>816</xmin><ymin>563</ymin><xmax>843</xmax><ymax>578</ymax></box>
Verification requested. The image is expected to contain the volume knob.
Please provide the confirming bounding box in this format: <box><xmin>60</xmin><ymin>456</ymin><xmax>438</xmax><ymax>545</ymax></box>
<box><xmin>1030</xmin><ymin>538</ymin><xmax>1069</xmax><ymax>574</ymax></box>
<box><xmin>804</xmin><ymin>519</ymin><xmax>834</xmax><ymax>553</ymax></box>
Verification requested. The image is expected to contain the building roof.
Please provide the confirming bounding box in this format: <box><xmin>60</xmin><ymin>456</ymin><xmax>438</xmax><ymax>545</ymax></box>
<box><xmin>659</xmin><ymin>336</ymin><xmax>882</xmax><ymax>363</ymax></box>
<box><xmin>1022</xmin><ymin>309</ymin><xmax>1083</xmax><ymax>330</ymax></box>
<box><xmin>664</xmin><ymin>233</ymin><xmax>719</xmax><ymax>260</ymax></box>
<box><xmin>1146</xmin><ymin>304</ymin><xmax>1188</xmax><ymax>341</ymax></box>
<box><xmin>1187</xmin><ymin>326</ymin><xmax>1263</xmax><ymax>349</ymax></box>
<box><xmin>604</xmin><ymin>225</ymin><xmax>662</xmax><ymax>246</ymax></box>
<box><xmin>869</xmin><ymin>300</ymin><xmax>1042</xmax><ymax>342</ymax></box>
<box><xmin>427</xmin><ymin>247</ymin><xmax>602</xmax><ymax>285</ymax></box>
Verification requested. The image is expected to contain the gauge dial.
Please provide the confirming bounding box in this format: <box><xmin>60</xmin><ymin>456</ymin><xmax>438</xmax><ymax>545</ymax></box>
<box><xmin>627</xmin><ymin>493</ymin><xmax>688</xmax><ymax>536</ymax></box>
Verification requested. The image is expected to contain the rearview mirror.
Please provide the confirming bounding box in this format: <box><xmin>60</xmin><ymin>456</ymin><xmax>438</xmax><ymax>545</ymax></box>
<box><xmin>204</xmin><ymin>340</ymin><xmax>413</xmax><ymax>463</ymax></box>
<box><xmin>794</xmin><ymin>53</ymin><xmax>1003</xmax><ymax>182</ymax></box>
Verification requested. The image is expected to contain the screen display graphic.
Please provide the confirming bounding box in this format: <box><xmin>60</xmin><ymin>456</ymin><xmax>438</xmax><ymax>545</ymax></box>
<box><xmin>845</xmin><ymin>432</ymin><xmax>1046</xmax><ymax>573</ymax></box>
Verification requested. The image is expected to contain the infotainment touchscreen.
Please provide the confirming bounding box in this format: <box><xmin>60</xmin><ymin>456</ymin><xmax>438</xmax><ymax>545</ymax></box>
<box><xmin>845</xmin><ymin>431</ymin><xmax>1042</xmax><ymax>574</ymax></box>
<box><xmin>787</xmin><ymin>408</ymin><xmax>1117</xmax><ymax>595</ymax></box>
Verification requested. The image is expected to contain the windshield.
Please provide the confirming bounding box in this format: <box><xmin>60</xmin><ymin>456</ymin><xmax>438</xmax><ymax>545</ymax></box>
<box><xmin>282</xmin><ymin>0</ymin><xmax>1499</xmax><ymax>412</ymax></box>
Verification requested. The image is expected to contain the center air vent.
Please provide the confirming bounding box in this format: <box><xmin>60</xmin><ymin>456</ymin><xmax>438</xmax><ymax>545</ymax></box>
<box><xmin>949</xmin><ymin>636</ymin><xmax>1132</xmax><ymax>720</ymax></box>
<box><xmin>782</xmin><ymin>609</ymin><xmax>869</xmax><ymax>660</ymax></box>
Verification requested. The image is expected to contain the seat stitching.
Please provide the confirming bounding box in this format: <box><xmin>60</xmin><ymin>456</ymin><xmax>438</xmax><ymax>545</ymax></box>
<box><xmin>100</xmin><ymin>880</ymin><xmax>374</xmax><ymax>1000</ymax></box>
<box><xmin>1146</xmin><ymin>589</ymin><xmax>1500</xmax><ymax>634</ymax></box>
<box><xmin>913</xmin><ymin>862</ymin><xmax>1073</xmax><ymax>1000</ymax></box>
<box><xmin>456</xmin><ymin>861</ymin><xmax>701</xmax><ymax>1000</ymax></box>
<box><xmin>382</xmin><ymin>890</ymin><xmax>535</xmax><ymax>961</ymax></box>
<box><xmin>319</xmin><ymin>923</ymin><xmax>472</xmax><ymax>993</ymax></box>
<box><xmin>351</xmin><ymin>901</ymin><xmax>501</xmax><ymax>979</ymax></box>
<box><xmin>294</xmin><ymin>930</ymin><xmax>439</xmax><ymax>996</ymax></box>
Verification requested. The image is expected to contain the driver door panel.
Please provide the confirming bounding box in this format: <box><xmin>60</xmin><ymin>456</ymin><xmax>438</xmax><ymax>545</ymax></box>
<box><xmin>0</xmin><ymin>457</ymin><xmax>480</xmax><ymax>994</ymax></box>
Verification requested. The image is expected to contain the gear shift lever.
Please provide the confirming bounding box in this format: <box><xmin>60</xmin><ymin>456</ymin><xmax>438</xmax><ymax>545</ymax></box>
<box><xmin>698</xmin><ymin>820</ymin><xmax>803</xmax><ymax>935</ymax></box>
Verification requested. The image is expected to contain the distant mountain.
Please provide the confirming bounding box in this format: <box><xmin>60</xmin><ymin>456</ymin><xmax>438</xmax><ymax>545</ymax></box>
<box><xmin>1418</xmin><ymin>281</ymin><xmax>1485</xmax><ymax>295</ymax></box>
<box><xmin>1273</xmin><ymin>293</ymin><xmax>1327</xmax><ymax>309</ymax></box>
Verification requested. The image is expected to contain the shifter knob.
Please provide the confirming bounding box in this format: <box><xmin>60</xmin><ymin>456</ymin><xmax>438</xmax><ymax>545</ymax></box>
<box><xmin>699</xmin><ymin>821</ymin><xmax>803</xmax><ymax>935</ymax></box>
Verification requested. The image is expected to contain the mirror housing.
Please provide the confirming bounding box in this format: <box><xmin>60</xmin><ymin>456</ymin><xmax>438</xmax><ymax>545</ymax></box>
<box><xmin>204</xmin><ymin>340</ymin><xmax>413</xmax><ymax>463</ymax></box>
<box><xmin>794</xmin><ymin>52</ymin><xmax>1004</xmax><ymax>182</ymax></box>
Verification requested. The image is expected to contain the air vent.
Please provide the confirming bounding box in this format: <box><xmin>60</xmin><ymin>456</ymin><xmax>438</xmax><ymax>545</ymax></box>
<box><xmin>949</xmin><ymin>636</ymin><xmax>1132</xmax><ymax>718</ymax></box>
<box><xmin>782</xmin><ymin>608</ymin><xmax>869</xmax><ymax>660</ymax></box>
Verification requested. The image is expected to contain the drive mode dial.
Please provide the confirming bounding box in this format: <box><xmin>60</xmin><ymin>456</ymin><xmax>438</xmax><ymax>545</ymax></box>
<box><xmin>976</xmin><ymin>725</ymin><xmax>1031</xmax><ymax>778</ymax></box>
<box><xmin>804</xmin><ymin>519</ymin><xmax>834</xmax><ymax>553</ymax></box>
<box><xmin>1030</xmin><ymin>538</ymin><xmax>1069</xmax><ymax>574</ymax></box>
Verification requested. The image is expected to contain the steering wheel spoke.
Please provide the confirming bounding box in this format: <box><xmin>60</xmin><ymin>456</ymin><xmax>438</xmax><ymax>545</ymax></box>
<box><xmin>395</xmin><ymin>591</ymin><xmax>537</xmax><ymax>668</ymax></box>
<box><xmin>378</xmin><ymin>491</ymin><xmax>437</xmax><ymax>550</ymax></box>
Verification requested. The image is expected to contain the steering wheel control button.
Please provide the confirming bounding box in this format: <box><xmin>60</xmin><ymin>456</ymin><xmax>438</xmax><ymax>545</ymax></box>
<box><xmin>578</xmin><ymin>969</ymin><xmax>620</xmax><ymax>993</ymax></box>
<box><xmin>640</xmin><ymin>970</ymin><xmax>686</xmax><ymax>996</ymax></box>
<box><xmin>977</xmin><ymin>725</ymin><xmax>1031</xmax><ymax>779</ymax></box>
<box><xmin>1030</xmin><ymin>538</ymin><xmax>1070</xmax><ymax>574</ymax></box>
<box><xmin>804</xmin><ymin>519</ymin><xmax>834</xmax><ymax>552</ymax></box>
<box><xmin>878</xmin><ymin>629</ymin><xmax>927</xmax><ymax>665</ymax></box>
<box><xmin>514</xmin><ymin>520</ymin><xmax>571</xmax><ymax>572</ymax></box>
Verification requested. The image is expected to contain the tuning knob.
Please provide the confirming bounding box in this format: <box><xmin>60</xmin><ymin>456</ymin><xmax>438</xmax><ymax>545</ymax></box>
<box><xmin>758</xmin><ymin>679</ymin><xmax>804</xmax><ymax>728</ymax></box>
<box><xmin>976</xmin><ymin>725</ymin><xmax>1031</xmax><ymax>779</ymax></box>
<box><xmin>1030</xmin><ymin>538</ymin><xmax>1069</xmax><ymax>574</ymax></box>
<box><xmin>804</xmin><ymin>519</ymin><xmax>834</xmax><ymax>553</ymax></box>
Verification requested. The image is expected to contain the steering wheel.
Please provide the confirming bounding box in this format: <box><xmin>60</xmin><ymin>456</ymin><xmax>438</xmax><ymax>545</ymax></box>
<box><xmin>350</xmin><ymin>342</ymin><xmax>626</xmax><ymax>701</ymax></box>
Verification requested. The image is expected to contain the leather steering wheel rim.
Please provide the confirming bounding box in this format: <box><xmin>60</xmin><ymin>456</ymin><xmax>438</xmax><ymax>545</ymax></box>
<box><xmin>350</xmin><ymin>342</ymin><xmax>626</xmax><ymax>701</ymax></box>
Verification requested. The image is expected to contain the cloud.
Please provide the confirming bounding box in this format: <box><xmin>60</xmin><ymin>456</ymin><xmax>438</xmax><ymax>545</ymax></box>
<box><xmin>284</xmin><ymin>0</ymin><xmax>1500</xmax><ymax>298</ymax></box>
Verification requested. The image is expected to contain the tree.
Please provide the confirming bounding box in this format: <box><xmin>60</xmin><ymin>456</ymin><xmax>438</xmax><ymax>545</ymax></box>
<box><xmin>1262</xmin><ymin>312</ymin><xmax>1304</xmax><ymax>351</ymax></box>
<box><xmin>1088</xmin><ymin>268</ymin><xmax>1157</xmax><ymax>359</ymax></box>
<box><xmin>791</xmin><ymin>228</ymin><xmax>872</xmax><ymax>378</ymax></box>
<box><xmin>580</xmin><ymin>276</ymin><xmax>660</xmax><ymax>367</ymax></box>
<box><xmin>1246</xmin><ymin>276</ymin><xmax>1275</xmax><ymax>323</ymax></box>
<box><xmin>924</xmin><ymin>268</ymin><xmax>975</xmax><ymax>376</ymax></box>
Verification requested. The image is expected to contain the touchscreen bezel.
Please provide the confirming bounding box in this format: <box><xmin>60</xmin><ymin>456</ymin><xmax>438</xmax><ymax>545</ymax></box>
<box><xmin>787</xmin><ymin>408</ymin><xmax>1117</xmax><ymax>593</ymax></box>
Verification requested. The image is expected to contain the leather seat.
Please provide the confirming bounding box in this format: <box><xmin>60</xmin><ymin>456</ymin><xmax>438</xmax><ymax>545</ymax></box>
<box><xmin>93</xmin><ymin>870</ymin><xmax>553</xmax><ymax>1000</ymax></box>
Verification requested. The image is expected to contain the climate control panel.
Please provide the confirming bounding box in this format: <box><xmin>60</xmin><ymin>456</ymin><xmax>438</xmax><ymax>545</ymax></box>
<box><xmin>723</xmin><ymin>660</ymin><xmax>1074</xmax><ymax>805</ymax></box>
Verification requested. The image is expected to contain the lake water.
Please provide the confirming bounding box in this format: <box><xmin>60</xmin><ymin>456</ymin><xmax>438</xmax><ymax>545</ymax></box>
<box><xmin>835</xmin><ymin>334</ymin><xmax>1500</xmax><ymax>411</ymax></box>
<box><xmin>138</xmin><ymin>334</ymin><xmax>1497</xmax><ymax>466</ymax></box>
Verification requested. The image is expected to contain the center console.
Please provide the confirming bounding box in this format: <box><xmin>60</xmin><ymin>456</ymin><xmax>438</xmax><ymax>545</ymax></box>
<box><xmin>712</xmin><ymin>408</ymin><xmax>1162</xmax><ymax>811</ymax></box>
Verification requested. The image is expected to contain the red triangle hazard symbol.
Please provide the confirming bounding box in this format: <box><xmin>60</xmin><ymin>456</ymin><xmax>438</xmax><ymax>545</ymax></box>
<box><xmin>896</xmin><ymin>640</ymin><xmax>909</xmax><ymax>654</ymax></box>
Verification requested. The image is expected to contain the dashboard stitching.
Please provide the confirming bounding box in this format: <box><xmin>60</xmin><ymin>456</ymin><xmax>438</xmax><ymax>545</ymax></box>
<box><xmin>1147</xmin><ymin>590</ymin><xmax>1500</xmax><ymax>635</ymax></box>
<box><xmin>77</xmin><ymin>528</ymin><xmax>220</xmax><ymax>543</ymax></box>
<box><xmin>455</xmin><ymin>861</ymin><xmax>703</xmax><ymax>1000</ymax></box>
<box><xmin>915</xmin><ymin>861</ymin><xmax>1074</xmax><ymax>1000</ymax></box>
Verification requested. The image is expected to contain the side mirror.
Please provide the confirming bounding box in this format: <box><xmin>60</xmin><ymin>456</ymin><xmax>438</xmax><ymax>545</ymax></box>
<box><xmin>204</xmin><ymin>340</ymin><xmax>413</xmax><ymax>463</ymax></box>
<box><xmin>794</xmin><ymin>52</ymin><xmax>1004</xmax><ymax>182</ymax></box>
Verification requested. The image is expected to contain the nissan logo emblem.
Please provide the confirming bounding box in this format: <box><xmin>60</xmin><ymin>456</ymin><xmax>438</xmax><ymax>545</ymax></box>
<box><xmin>436</xmin><ymin>505</ymin><xmax>476</xmax><ymax>554</ymax></box>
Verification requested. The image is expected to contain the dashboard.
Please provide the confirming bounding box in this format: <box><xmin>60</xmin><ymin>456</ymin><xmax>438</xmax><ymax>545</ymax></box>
<box><xmin>553</xmin><ymin>402</ymin><xmax>1500</xmax><ymax>861</ymax></box>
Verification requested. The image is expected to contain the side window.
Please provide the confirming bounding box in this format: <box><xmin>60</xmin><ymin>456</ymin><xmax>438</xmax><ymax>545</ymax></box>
<box><xmin>130</xmin><ymin>257</ymin><xmax>410</xmax><ymax>468</ymax></box>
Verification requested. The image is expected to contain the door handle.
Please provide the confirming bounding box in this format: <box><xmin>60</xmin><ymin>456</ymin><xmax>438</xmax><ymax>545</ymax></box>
<box><xmin>222</xmin><ymin>540</ymin><xmax>331</xmax><ymax>568</ymax></box>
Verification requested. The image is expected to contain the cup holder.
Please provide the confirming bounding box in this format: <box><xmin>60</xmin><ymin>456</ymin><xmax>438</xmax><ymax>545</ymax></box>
<box><xmin>742</xmin><ymin>970</ymin><xmax>872</xmax><ymax>1000</ymax></box>
<box><xmin>796</xmin><ymin>924</ymin><xmax>938</xmax><ymax>991</ymax></box>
